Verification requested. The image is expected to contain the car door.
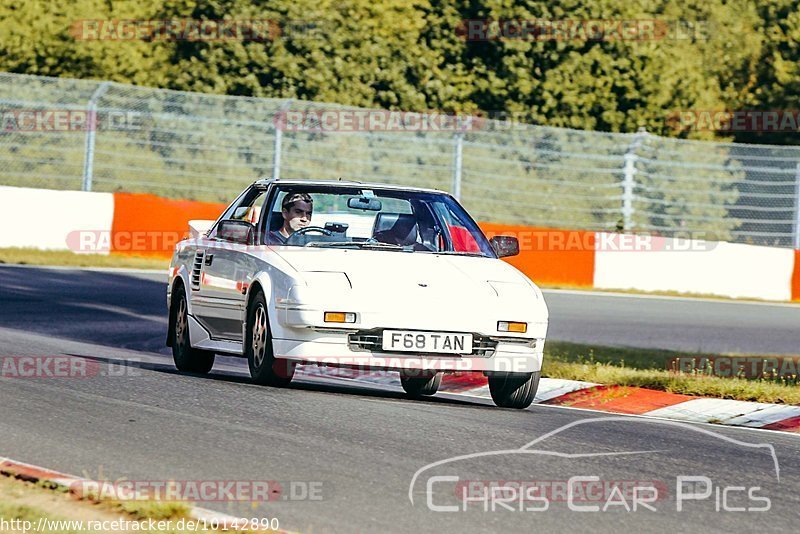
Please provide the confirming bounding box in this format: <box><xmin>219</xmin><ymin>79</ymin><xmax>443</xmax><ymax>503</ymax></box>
<box><xmin>192</xmin><ymin>187</ymin><xmax>268</xmax><ymax>341</ymax></box>
<box><xmin>196</xmin><ymin>243</ymin><xmax>255</xmax><ymax>341</ymax></box>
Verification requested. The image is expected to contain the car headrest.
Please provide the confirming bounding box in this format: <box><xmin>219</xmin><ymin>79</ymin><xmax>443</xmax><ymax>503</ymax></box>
<box><xmin>372</xmin><ymin>213</ymin><xmax>418</xmax><ymax>245</ymax></box>
<box><xmin>244</xmin><ymin>205</ymin><xmax>260</xmax><ymax>225</ymax></box>
<box><xmin>269</xmin><ymin>212</ymin><xmax>283</xmax><ymax>232</ymax></box>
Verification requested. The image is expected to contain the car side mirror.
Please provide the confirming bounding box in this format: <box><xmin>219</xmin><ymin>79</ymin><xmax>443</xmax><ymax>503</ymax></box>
<box><xmin>489</xmin><ymin>235</ymin><xmax>519</xmax><ymax>258</ymax></box>
<box><xmin>216</xmin><ymin>220</ymin><xmax>254</xmax><ymax>245</ymax></box>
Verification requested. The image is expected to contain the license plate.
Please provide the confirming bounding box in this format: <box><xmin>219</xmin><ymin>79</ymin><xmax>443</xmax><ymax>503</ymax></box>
<box><xmin>381</xmin><ymin>330</ymin><xmax>473</xmax><ymax>354</ymax></box>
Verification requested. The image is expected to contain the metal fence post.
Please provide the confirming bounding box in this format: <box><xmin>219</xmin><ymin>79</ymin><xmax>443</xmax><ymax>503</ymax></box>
<box><xmin>272</xmin><ymin>99</ymin><xmax>293</xmax><ymax>180</ymax></box>
<box><xmin>81</xmin><ymin>81</ymin><xmax>111</xmax><ymax>192</ymax></box>
<box><xmin>794</xmin><ymin>162</ymin><xmax>800</xmax><ymax>249</ymax></box>
<box><xmin>451</xmin><ymin>116</ymin><xmax>471</xmax><ymax>201</ymax></box>
<box><xmin>620</xmin><ymin>127</ymin><xmax>647</xmax><ymax>231</ymax></box>
<box><xmin>621</xmin><ymin>154</ymin><xmax>636</xmax><ymax>231</ymax></box>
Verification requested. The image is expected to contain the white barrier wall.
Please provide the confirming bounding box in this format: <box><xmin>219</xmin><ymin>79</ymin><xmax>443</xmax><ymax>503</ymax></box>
<box><xmin>0</xmin><ymin>187</ymin><xmax>796</xmax><ymax>302</ymax></box>
<box><xmin>593</xmin><ymin>232</ymin><xmax>795</xmax><ymax>301</ymax></box>
<box><xmin>0</xmin><ymin>186</ymin><xmax>114</xmax><ymax>251</ymax></box>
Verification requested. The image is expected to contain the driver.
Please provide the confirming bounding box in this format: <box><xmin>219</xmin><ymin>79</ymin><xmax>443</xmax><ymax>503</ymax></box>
<box><xmin>267</xmin><ymin>192</ymin><xmax>313</xmax><ymax>245</ymax></box>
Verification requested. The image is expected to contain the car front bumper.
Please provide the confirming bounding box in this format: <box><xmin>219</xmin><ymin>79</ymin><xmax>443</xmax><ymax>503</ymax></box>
<box><xmin>272</xmin><ymin>331</ymin><xmax>545</xmax><ymax>373</ymax></box>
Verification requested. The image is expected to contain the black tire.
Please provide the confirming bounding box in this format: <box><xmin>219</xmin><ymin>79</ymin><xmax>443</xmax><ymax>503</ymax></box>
<box><xmin>171</xmin><ymin>284</ymin><xmax>215</xmax><ymax>374</ymax></box>
<box><xmin>400</xmin><ymin>371</ymin><xmax>442</xmax><ymax>397</ymax></box>
<box><xmin>488</xmin><ymin>371</ymin><xmax>540</xmax><ymax>409</ymax></box>
<box><xmin>246</xmin><ymin>291</ymin><xmax>294</xmax><ymax>387</ymax></box>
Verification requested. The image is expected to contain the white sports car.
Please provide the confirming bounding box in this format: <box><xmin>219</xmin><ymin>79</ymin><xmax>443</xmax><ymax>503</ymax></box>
<box><xmin>166</xmin><ymin>179</ymin><xmax>548</xmax><ymax>408</ymax></box>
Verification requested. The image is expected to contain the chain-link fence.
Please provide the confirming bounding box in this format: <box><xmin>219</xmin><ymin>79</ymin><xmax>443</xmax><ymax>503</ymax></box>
<box><xmin>1</xmin><ymin>72</ymin><xmax>799</xmax><ymax>248</ymax></box>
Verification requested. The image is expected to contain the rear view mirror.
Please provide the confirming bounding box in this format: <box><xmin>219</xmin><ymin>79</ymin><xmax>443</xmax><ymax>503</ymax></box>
<box><xmin>489</xmin><ymin>235</ymin><xmax>519</xmax><ymax>258</ymax></box>
<box><xmin>347</xmin><ymin>197</ymin><xmax>382</xmax><ymax>211</ymax></box>
<box><xmin>216</xmin><ymin>220</ymin><xmax>254</xmax><ymax>245</ymax></box>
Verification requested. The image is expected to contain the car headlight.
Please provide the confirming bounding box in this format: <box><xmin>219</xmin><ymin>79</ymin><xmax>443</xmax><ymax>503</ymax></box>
<box><xmin>302</xmin><ymin>271</ymin><xmax>352</xmax><ymax>292</ymax></box>
<box><xmin>488</xmin><ymin>280</ymin><xmax>538</xmax><ymax>300</ymax></box>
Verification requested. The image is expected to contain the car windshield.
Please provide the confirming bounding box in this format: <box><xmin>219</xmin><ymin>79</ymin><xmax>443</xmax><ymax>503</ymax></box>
<box><xmin>262</xmin><ymin>185</ymin><xmax>496</xmax><ymax>257</ymax></box>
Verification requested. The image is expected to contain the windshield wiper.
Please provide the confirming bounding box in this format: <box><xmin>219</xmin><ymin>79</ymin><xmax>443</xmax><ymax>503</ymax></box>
<box><xmin>433</xmin><ymin>250</ymin><xmax>487</xmax><ymax>257</ymax></box>
<box><xmin>306</xmin><ymin>241</ymin><xmax>408</xmax><ymax>251</ymax></box>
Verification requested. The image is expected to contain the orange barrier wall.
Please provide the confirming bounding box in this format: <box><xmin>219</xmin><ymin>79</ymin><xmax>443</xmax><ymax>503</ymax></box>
<box><xmin>793</xmin><ymin>250</ymin><xmax>800</xmax><ymax>301</ymax></box>
<box><xmin>478</xmin><ymin>222</ymin><xmax>595</xmax><ymax>287</ymax></box>
<box><xmin>111</xmin><ymin>193</ymin><xmax>226</xmax><ymax>257</ymax></box>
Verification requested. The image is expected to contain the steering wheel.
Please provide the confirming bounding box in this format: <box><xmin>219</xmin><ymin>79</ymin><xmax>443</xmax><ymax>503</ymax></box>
<box><xmin>286</xmin><ymin>226</ymin><xmax>333</xmax><ymax>244</ymax></box>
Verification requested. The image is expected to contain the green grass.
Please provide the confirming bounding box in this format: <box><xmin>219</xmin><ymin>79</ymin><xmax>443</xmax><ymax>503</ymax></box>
<box><xmin>77</xmin><ymin>489</ymin><xmax>190</xmax><ymax>521</ymax></box>
<box><xmin>0</xmin><ymin>473</ymin><xmax>226</xmax><ymax>534</ymax></box>
<box><xmin>0</xmin><ymin>247</ymin><xmax>169</xmax><ymax>270</ymax></box>
<box><xmin>0</xmin><ymin>501</ymin><xmax>51</xmax><ymax>524</ymax></box>
<box><xmin>543</xmin><ymin>341</ymin><xmax>800</xmax><ymax>404</ymax></box>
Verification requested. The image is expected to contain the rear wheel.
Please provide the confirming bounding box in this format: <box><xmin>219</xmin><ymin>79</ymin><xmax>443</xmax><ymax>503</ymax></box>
<box><xmin>400</xmin><ymin>371</ymin><xmax>442</xmax><ymax>397</ymax></box>
<box><xmin>247</xmin><ymin>291</ymin><xmax>294</xmax><ymax>386</ymax></box>
<box><xmin>171</xmin><ymin>285</ymin><xmax>215</xmax><ymax>373</ymax></box>
<box><xmin>488</xmin><ymin>371</ymin><xmax>540</xmax><ymax>409</ymax></box>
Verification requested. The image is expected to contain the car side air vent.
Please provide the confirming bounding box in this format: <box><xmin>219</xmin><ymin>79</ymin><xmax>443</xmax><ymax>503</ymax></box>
<box><xmin>191</xmin><ymin>250</ymin><xmax>204</xmax><ymax>290</ymax></box>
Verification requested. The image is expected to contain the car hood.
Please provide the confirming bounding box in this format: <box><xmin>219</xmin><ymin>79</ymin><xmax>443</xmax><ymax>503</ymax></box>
<box><xmin>272</xmin><ymin>247</ymin><xmax>538</xmax><ymax>297</ymax></box>
<box><xmin>270</xmin><ymin>247</ymin><xmax>548</xmax><ymax>333</ymax></box>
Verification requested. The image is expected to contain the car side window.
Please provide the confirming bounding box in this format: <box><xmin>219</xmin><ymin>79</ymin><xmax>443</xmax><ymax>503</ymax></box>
<box><xmin>432</xmin><ymin>203</ymin><xmax>481</xmax><ymax>253</ymax></box>
<box><xmin>211</xmin><ymin>188</ymin><xmax>267</xmax><ymax>239</ymax></box>
<box><xmin>231</xmin><ymin>192</ymin><xmax>268</xmax><ymax>225</ymax></box>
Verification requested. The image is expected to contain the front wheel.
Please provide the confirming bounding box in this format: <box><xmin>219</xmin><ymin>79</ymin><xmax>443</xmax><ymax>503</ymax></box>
<box><xmin>400</xmin><ymin>371</ymin><xmax>441</xmax><ymax>397</ymax></box>
<box><xmin>171</xmin><ymin>285</ymin><xmax>215</xmax><ymax>373</ymax></box>
<box><xmin>488</xmin><ymin>371</ymin><xmax>540</xmax><ymax>409</ymax></box>
<box><xmin>246</xmin><ymin>291</ymin><xmax>294</xmax><ymax>387</ymax></box>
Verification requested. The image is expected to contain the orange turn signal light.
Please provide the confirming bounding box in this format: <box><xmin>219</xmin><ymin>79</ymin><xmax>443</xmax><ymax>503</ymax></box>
<box><xmin>324</xmin><ymin>312</ymin><xmax>356</xmax><ymax>323</ymax></box>
<box><xmin>498</xmin><ymin>321</ymin><xmax>527</xmax><ymax>333</ymax></box>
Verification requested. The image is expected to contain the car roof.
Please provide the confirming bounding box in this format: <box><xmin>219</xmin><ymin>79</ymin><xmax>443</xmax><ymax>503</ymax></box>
<box><xmin>252</xmin><ymin>178</ymin><xmax>447</xmax><ymax>195</ymax></box>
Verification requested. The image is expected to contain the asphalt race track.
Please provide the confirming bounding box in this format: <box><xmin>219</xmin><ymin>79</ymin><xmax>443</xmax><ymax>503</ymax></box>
<box><xmin>1</xmin><ymin>264</ymin><xmax>800</xmax><ymax>532</ymax></box>
<box><xmin>543</xmin><ymin>288</ymin><xmax>800</xmax><ymax>355</ymax></box>
<box><xmin>1</xmin><ymin>264</ymin><xmax>797</xmax><ymax>356</ymax></box>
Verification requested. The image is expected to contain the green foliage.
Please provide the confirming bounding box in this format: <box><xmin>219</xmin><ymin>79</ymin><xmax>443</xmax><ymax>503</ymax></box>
<box><xmin>0</xmin><ymin>0</ymin><xmax>794</xmax><ymax>243</ymax></box>
<box><xmin>0</xmin><ymin>0</ymin><xmax>171</xmax><ymax>85</ymax></box>
<box><xmin>0</xmin><ymin>0</ymin><xmax>791</xmax><ymax>143</ymax></box>
<box><xmin>732</xmin><ymin>0</ymin><xmax>800</xmax><ymax>144</ymax></box>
